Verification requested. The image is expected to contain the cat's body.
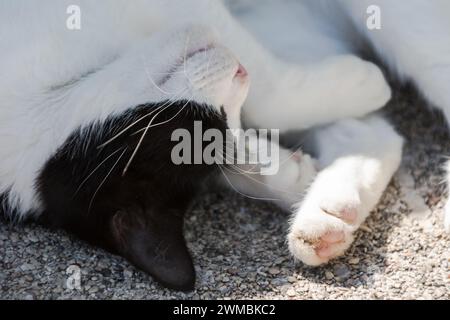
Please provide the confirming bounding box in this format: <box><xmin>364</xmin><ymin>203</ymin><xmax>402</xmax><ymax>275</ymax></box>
<box><xmin>1</xmin><ymin>0</ymin><xmax>449</xmax><ymax>290</ymax></box>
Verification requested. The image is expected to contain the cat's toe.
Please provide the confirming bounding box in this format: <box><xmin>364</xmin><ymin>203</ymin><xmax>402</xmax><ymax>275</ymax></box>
<box><xmin>361</xmin><ymin>61</ymin><xmax>392</xmax><ymax>107</ymax></box>
<box><xmin>332</xmin><ymin>55</ymin><xmax>392</xmax><ymax>115</ymax></box>
<box><xmin>315</xmin><ymin>231</ymin><xmax>347</xmax><ymax>258</ymax></box>
<box><xmin>288</xmin><ymin>205</ymin><xmax>356</xmax><ymax>266</ymax></box>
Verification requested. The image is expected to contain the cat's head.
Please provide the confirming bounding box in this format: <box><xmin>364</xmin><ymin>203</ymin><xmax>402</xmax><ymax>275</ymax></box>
<box><xmin>36</xmin><ymin>25</ymin><xmax>249</xmax><ymax>291</ymax></box>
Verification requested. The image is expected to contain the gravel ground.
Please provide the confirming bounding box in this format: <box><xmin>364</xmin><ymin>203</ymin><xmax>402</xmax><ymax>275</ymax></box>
<box><xmin>1</xmin><ymin>86</ymin><xmax>450</xmax><ymax>300</ymax></box>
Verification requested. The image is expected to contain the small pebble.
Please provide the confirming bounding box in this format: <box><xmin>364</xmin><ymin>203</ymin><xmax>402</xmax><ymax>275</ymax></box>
<box><xmin>24</xmin><ymin>294</ymin><xmax>35</xmax><ymax>300</ymax></box>
<box><xmin>123</xmin><ymin>270</ymin><xmax>133</xmax><ymax>278</ymax></box>
<box><xmin>89</xmin><ymin>287</ymin><xmax>99</xmax><ymax>294</ymax></box>
<box><xmin>268</xmin><ymin>267</ymin><xmax>280</xmax><ymax>275</ymax></box>
<box><xmin>333</xmin><ymin>264</ymin><xmax>351</xmax><ymax>280</ymax></box>
<box><xmin>286</xmin><ymin>289</ymin><xmax>296</xmax><ymax>297</ymax></box>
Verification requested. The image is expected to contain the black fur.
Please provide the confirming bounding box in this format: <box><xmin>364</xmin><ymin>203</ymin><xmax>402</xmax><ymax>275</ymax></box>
<box><xmin>36</xmin><ymin>100</ymin><xmax>228</xmax><ymax>291</ymax></box>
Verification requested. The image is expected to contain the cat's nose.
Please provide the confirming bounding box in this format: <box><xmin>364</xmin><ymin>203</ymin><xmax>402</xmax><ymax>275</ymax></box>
<box><xmin>235</xmin><ymin>63</ymin><xmax>248</xmax><ymax>79</ymax></box>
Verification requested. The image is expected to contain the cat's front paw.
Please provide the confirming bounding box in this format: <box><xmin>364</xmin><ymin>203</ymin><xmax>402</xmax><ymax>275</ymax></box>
<box><xmin>286</xmin><ymin>168</ymin><xmax>368</xmax><ymax>266</ymax></box>
<box><xmin>288</xmin><ymin>200</ymin><xmax>358</xmax><ymax>266</ymax></box>
<box><xmin>329</xmin><ymin>55</ymin><xmax>392</xmax><ymax>116</ymax></box>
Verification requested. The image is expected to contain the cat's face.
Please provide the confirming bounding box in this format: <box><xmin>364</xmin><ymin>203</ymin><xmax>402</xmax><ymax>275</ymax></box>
<box><xmin>36</xmin><ymin>25</ymin><xmax>249</xmax><ymax>291</ymax></box>
<box><xmin>135</xmin><ymin>25</ymin><xmax>249</xmax><ymax>130</ymax></box>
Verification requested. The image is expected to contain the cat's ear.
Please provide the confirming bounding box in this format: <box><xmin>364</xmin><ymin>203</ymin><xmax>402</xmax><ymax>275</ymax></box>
<box><xmin>110</xmin><ymin>207</ymin><xmax>195</xmax><ymax>291</ymax></box>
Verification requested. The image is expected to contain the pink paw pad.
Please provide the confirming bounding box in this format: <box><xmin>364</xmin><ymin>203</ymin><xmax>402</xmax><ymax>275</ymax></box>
<box><xmin>340</xmin><ymin>208</ymin><xmax>357</xmax><ymax>223</ymax></box>
<box><xmin>315</xmin><ymin>231</ymin><xmax>345</xmax><ymax>258</ymax></box>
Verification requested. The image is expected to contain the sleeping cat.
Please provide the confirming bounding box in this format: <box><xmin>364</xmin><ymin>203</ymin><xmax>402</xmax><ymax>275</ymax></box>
<box><xmin>1</xmin><ymin>0</ymin><xmax>449</xmax><ymax>291</ymax></box>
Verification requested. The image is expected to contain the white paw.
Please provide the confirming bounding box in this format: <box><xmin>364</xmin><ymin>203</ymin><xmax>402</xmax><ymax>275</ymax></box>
<box><xmin>286</xmin><ymin>116</ymin><xmax>402</xmax><ymax>266</ymax></box>
<box><xmin>287</xmin><ymin>159</ymin><xmax>369</xmax><ymax>266</ymax></box>
<box><xmin>329</xmin><ymin>55</ymin><xmax>392</xmax><ymax>116</ymax></box>
<box><xmin>288</xmin><ymin>194</ymin><xmax>360</xmax><ymax>266</ymax></box>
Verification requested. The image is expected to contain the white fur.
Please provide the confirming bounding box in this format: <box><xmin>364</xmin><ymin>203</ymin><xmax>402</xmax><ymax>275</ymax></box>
<box><xmin>288</xmin><ymin>116</ymin><xmax>403</xmax><ymax>265</ymax></box>
<box><xmin>1</xmin><ymin>0</ymin><xmax>449</xmax><ymax>266</ymax></box>
<box><xmin>224</xmin><ymin>0</ymin><xmax>450</xmax><ymax>263</ymax></box>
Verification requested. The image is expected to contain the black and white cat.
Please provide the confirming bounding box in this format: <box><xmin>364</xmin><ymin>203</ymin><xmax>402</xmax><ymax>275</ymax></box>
<box><xmin>1</xmin><ymin>0</ymin><xmax>449</xmax><ymax>291</ymax></box>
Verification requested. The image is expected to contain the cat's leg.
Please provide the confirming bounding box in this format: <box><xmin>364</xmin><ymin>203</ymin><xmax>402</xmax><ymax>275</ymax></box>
<box><xmin>241</xmin><ymin>54</ymin><xmax>392</xmax><ymax>131</ymax></box>
<box><xmin>172</xmin><ymin>1</ymin><xmax>392</xmax><ymax>131</ymax></box>
<box><xmin>340</xmin><ymin>0</ymin><xmax>450</xmax><ymax>231</ymax></box>
<box><xmin>129</xmin><ymin>0</ymin><xmax>390</xmax><ymax>130</ymax></box>
<box><xmin>288</xmin><ymin>115</ymin><xmax>403</xmax><ymax>265</ymax></box>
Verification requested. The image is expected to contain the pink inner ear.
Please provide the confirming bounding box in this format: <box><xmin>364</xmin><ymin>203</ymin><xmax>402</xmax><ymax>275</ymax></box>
<box><xmin>235</xmin><ymin>63</ymin><xmax>248</xmax><ymax>78</ymax></box>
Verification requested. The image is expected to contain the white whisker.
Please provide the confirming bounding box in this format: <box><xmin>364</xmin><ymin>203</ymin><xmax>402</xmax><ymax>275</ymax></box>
<box><xmin>142</xmin><ymin>55</ymin><xmax>172</xmax><ymax>95</ymax></box>
<box><xmin>121</xmin><ymin>94</ymin><xmax>194</xmax><ymax>176</ymax></box>
<box><xmin>88</xmin><ymin>147</ymin><xmax>128</xmax><ymax>213</ymax></box>
<box><xmin>130</xmin><ymin>98</ymin><xmax>192</xmax><ymax>136</ymax></box>
<box><xmin>73</xmin><ymin>147</ymin><xmax>125</xmax><ymax>197</ymax></box>
<box><xmin>217</xmin><ymin>164</ymin><xmax>281</xmax><ymax>202</ymax></box>
<box><xmin>97</xmin><ymin>88</ymin><xmax>189</xmax><ymax>149</ymax></box>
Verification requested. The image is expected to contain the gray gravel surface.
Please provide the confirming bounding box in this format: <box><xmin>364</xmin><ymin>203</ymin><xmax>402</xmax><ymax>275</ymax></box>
<box><xmin>1</xmin><ymin>86</ymin><xmax>449</xmax><ymax>300</ymax></box>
